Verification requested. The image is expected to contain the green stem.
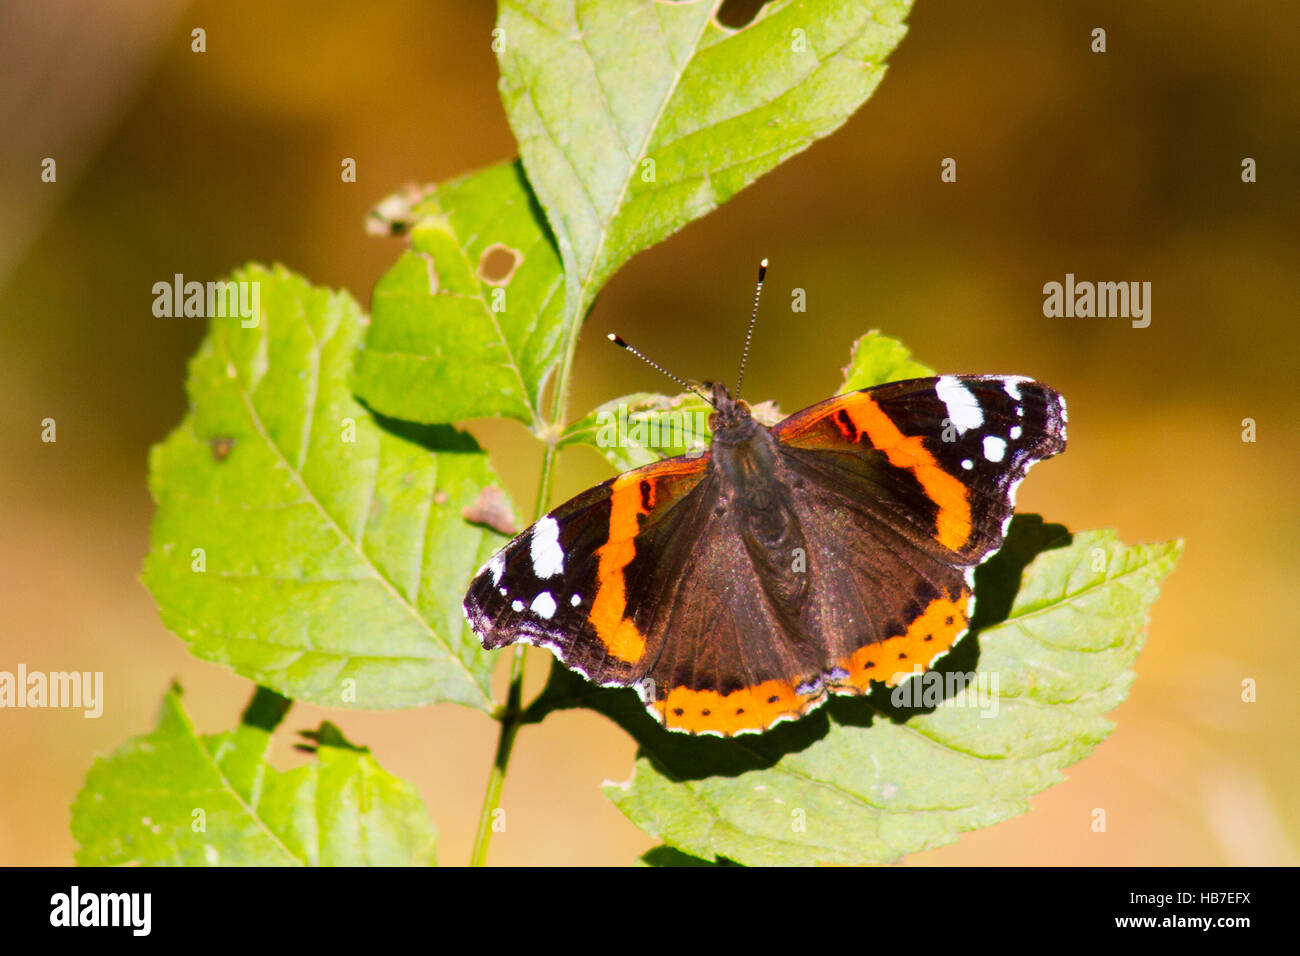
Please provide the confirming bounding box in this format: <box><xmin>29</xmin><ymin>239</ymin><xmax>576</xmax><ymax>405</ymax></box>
<box><xmin>469</xmin><ymin>436</ymin><xmax>562</xmax><ymax>866</ymax></box>
<box><xmin>469</xmin><ymin>641</ymin><xmax>527</xmax><ymax>866</ymax></box>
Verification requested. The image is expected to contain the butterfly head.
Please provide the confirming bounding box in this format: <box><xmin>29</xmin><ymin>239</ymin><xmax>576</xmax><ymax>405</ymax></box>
<box><xmin>705</xmin><ymin>381</ymin><xmax>756</xmax><ymax>442</ymax></box>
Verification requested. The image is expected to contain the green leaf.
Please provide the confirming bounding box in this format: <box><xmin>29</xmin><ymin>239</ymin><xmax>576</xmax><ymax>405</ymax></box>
<box><xmin>353</xmin><ymin>162</ymin><xmax>566</xmax><ymax>428</ymax></box>
<box><xmin>597</xmin><ymin>523</ymin><xmax>1180</xmax><ymax>865</ymax></box>
<box><xmin>72</xmin><ymin>688</ymin><xmax>438</xmax><ymax>866</ymax></box>
<box><xmin>838</xmin><ymin>330</ymin><xmax>934</xmax><ymax>392</ymax></box>
<box><xmin>498</xmin><ymin>0</ymin><xmax>912</xmax><ymax>318</ymax></box>
<box><xmin>560</xmin><ymin>392</ymin><xmax>712</xmax><ymax>470</ymax></box>
<box><xmin>143</xmin><ymin>264</ymin><xmax>507</xmax><ymax>711</ymax></box>
<box><xmin>559</xmin><ymin>391</ymin><xmax>782</xmax><ymax>471</ymax></box>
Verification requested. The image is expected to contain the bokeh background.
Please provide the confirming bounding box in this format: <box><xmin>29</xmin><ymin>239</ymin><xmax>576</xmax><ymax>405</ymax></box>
<box><xmin>2</xmin><ymin>0</ymin><xmax>1297</xmax><ymax>866</ymax></box>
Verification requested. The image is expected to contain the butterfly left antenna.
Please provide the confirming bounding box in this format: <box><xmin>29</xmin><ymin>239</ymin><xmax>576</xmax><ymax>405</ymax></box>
<box><xmin>733</xmin><ymin>258</ymin><xmax>767</xmax><ymax>400</ymax></box>
<box><xmin>607</xmin><ymin>334</ymin><xmax>715</xmax><ymax>407</ymax></box>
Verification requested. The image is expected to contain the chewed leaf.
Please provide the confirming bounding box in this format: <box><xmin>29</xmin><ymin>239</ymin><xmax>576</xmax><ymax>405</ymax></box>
<box><xmin>353</xmin><ymin>161</ymin><xmax>566</xmax><ymax>428</ymax></box>
<box><xmin>599</xmin><ymin>525</ymin><xmax>1181</xmax><ymax>865</ymax></box>
<box><xmin>497</xmin><ymin>0</ymin><xmax>913</xmax><ymax>392</ymax></box>
<box><xmin>838</xmin><ymin>330</ymin><xmax>935</xmax><ymax>392</ymax></box>
<box><xmin>72</xmin><ymin>688</ymin><xmax>438</xmax><ymax>866</ymax></box>
<box><xmin>143</xmin><ymin>264</ymin><xmax>506</xmax><ymax>711</ymax></box>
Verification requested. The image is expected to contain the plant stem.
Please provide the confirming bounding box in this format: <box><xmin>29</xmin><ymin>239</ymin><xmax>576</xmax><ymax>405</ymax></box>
<box><xmin>469</xmin><ymin>436</ymin><xmax>561</xmax><ymax>866</ymax></box>
<box><xmin>469</xmin><ymin>641</ymin><xmax>527</xmax><ymax>866</ymax></box>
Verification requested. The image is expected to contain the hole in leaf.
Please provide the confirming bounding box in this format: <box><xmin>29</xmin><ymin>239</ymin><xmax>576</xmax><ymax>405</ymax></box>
<box><xmin>716</xmin><ymin>0</ymin><xmax>772</xmax><ymax>29</ymax></box>
<box><xmin>478</xmin><ymin>243</ymin><xmax>521</xmax><ymax>285</ymax></box>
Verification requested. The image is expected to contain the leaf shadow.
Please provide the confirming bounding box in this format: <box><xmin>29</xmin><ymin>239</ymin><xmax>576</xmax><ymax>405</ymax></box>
<box><xmin>363</xmin><ymin>404</ymin><xmax>485</xmax><ymax>454</ymax></box>
<box><xmin>505</xmin><ymin>158</ymin><xmax>563</xmax><ymax>264</ymax></box>
<box><xmin>640</xmin><ymin>845</ymin><xmax>739</xmax><ymax>867</ymax></box>
<box><xmin>239</xmin><ymin>685</ymin><xmax>292</xmax><ymax>733</ymax></box>
<box><xmin>524</xmin><ymin>514</ymin><xmax>1073</xmax><ymax>781</ymax></box>
<box><xmin>294</xmin><ymin>721</ymin><xmax>370</xmax><ymax>755</ymax></box>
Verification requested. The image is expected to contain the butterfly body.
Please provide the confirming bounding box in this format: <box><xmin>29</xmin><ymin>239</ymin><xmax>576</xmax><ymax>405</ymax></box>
<box><xmin>464</xmin><ymin>375</ymin><xmax>1066</xmax><ymax>736</ymax></box>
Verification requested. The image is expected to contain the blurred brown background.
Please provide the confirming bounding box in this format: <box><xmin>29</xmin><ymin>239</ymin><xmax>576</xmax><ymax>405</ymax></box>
<box><xmin>1</xmin><ymin>0</ymin><xmax>1297</xmax><ymax>866</ymax></box>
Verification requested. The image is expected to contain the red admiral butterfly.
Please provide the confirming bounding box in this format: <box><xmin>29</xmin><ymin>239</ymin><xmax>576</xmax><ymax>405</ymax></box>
<box><xmin>464</xmin><ymin>264</ymin><xmax>1066</xmax><ymax>736</ymax></box>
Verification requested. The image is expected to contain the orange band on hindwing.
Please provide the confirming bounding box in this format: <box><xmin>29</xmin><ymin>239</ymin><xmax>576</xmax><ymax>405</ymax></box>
<box><xmin>831</xmin><ymin>591</ymin><xmax>971</xmax><ymax>693</ymax></box>
<box><xmin>835</xmin><ymin>393</ymin><xmax>973</xmax><ymax>552</ymax></box>
<box><xmin>653</xmin><ymin>679</ymin><xmax>818</xmax><ymax>735</ymax></box>
<box><xmin>587</xmin><ymin>473</ymin><xmax>652</xmax><ymax>662</ymax></box>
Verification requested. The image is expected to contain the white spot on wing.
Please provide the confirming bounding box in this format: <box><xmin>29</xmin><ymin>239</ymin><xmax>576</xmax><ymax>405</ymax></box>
<box><xmin>1010</xmin><ymin>425</ymin><xmax>1023</xmax><ymax>440</ymax></box>
<box><xmin>511</xmin><ymin>599</ymin><xmax>524</xmax><ymax>612</ymax></box>
<box><xmin>489</xmin><ymin>554</ymin><xmax>505</xmax><ymax>586</ymax></box>
<box><xmin>983</xmin><ymin>435</ymin><xmax>1007</xmax><ymax>462</ymax></box>
<box><xmin>936</xmin><ymin>376</ymin><xmax>983</xmax><ymax>433</ymax></box>
<box><xmin>531</xmin><ymin>592</ymin><xmax>557</xmax><ymax>619</ymax></box>
<box><xmin>570</xmin><ymin>593</ymin><xmax>582</xmax><ymax>606</ymax></box>
<box><xmin>1003</xmin><ymin>379</ymin><xmax>1022</xmax><ymax>401</ymax></box>
<box><xmin>961</xmin><ymin>458</ymin><xmax>974</xmax><ymax>470</ymax></box>
<box><xmin>530</xmin><ymin>516</ymin><xmax>564</xmax><ymax>578</ymax></box>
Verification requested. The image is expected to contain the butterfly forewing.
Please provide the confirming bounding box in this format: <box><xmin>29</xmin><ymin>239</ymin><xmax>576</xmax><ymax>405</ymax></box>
<box><xmin>772</xmin><ymin>375</ymin><xmax>1067</xmax><ymax>564</ymax></box>
<box><xmin>463</xmin><ymin>455</ymin><xmax>710</xmax><ymax>687</ymax></box>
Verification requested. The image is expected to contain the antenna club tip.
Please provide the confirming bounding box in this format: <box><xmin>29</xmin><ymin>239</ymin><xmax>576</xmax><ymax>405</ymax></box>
<box><xmin>760</xmin><ymin>258</ymin><xmax>769</xmax><ymax>267</ymax></box>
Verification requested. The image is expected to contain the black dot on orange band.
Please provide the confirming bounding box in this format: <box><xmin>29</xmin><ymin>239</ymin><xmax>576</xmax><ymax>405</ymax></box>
<box><xmin>945</xmin><ymin>615</ymin><xmax>954</xmax><ymax>625</ymax></box>
<box><xmin>701</xmin><ymin>708</ymin><xmax>711</xmax><ymax>716</ymax></box>
<box><xmin>735</xmin><ymin>708</ymin><xmax>744</xmax><ymax>715</ymax></box>
<box><xmin>639</xmin><ymin>479</ymin><xmax>652</xmax><ymax>511</ymax></box>
<box><xmin>898</xmin><ymin>652</ymin><xmax>907</xmax><ymax>659</ymax></box>
<box><xmin>673</xmin><ymin>708</ymin><xmax>684</xmax><ymax>716</ymax></box>
<box><xmin>836</xmin><ymin>408</ymin><xmax>857</xmax><ymax>439</ymax></box>
<box><xmin>767</xmin><ymin>695</ymin><xmax>779</xmax><ymax>703</ymax></box>
<box><xmin>865</xmin><ymin>661</ymin><xmax>875</xmax><ymax>669</ymax></box>
<box><xmin>924</xmin><ymin>634</ymin><xmax>933</xmax><ymax>641</ymax></box>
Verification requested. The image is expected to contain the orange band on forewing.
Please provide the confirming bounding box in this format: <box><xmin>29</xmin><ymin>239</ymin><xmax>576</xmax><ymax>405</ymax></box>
<box><xmin>831</xmin><ymin>592</ymin><xmax>970</xmax><ymax>693</ymax></box>
<box><xmin>654</xmin><ymin>679</ymin><xmax>817</xmax><ymax>735</ymax></box>
<box><xmin>836</xmin><ymin>393</ymin><xmax>972</xmax><ymax>552</ymax></box>
<box><xmin>588</xmin><ymin>473</ymin><xmax>650</xmax><ymax>662</ymax></box>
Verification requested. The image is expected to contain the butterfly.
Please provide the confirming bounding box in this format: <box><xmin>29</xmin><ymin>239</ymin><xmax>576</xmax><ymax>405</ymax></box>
<box><xmin>463</xmin><ymin>267</ymin><xmax>1066</xmax><ymax>736</ymax></box>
